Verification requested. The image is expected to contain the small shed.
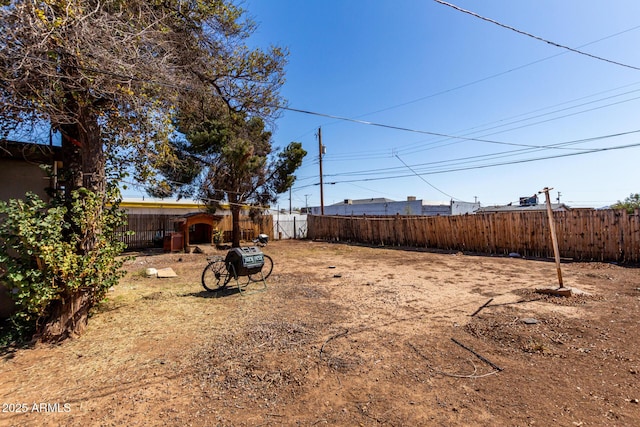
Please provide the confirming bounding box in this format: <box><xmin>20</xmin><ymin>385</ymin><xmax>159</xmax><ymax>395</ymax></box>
<box><xmin>171</xmin><ymin>212</ymin><xmax>223</xmax><ymax>251</ymax></box>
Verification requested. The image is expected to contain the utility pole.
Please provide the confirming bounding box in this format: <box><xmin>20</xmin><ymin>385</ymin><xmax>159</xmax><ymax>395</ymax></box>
<box><xmin>539</xmin><ymin>187</ymin><xmax>563</xmax><ymax>288</ymax></box>
<box><xmin>318</xmin><ymin>127</ymin><xmax>325</xmax><ymax>215</ymax></box>
<box><xmin>289</xmin><ymin>187</ymin><xmax>292</xmax><ymax>214</ymax></box>
<box><xmin>304</xmin><ymin>194</ymin><xmax>311</xmax><ymax>213</ymax></box>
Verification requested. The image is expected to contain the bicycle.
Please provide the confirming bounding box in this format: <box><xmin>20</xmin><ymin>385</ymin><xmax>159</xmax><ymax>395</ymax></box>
<box><xmin>252</xmin><ymin>233</ymin><xmax>269</xmax><ymax>247</ymax></box>
<box><xmin>201</xmin><ymin>247</ymin><xmax>273</xmax><ymax>293</ymax></box>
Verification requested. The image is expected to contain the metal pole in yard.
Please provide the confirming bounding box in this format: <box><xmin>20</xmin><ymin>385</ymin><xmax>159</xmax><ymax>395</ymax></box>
<box><xmin>539</xmin><ymin>187</ymin><xmax>563</xmax><ymax>288</ymax></box>
<box><xmin>318</xmin><ymin>127</ymin><xmax>325</xmax><ymax>215</ymax></box>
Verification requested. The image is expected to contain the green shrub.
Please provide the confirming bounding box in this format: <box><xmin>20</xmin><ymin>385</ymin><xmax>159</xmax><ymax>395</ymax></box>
<box><xmin>0</xmin><ymin>187</ymin><xmax>128</xmax><ymax>344</ymax></box>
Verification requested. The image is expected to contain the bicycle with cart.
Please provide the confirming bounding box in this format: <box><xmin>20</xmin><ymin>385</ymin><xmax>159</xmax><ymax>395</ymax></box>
<box><xmin>201</xmin><ymin>245</ymin><xmax>273</xmax><ymax>295</ymax></box>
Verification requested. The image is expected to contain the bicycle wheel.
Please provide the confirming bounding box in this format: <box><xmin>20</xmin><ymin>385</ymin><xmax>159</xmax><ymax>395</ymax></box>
<box><xmin>202</xmin><ymin>259</ymin><xmax>231</xmax><ymax>292</ymax></box>
<box><xmin>249</xmin><ymin>254</ymin><xmax>273</xmax><ymax>282</ymax></box>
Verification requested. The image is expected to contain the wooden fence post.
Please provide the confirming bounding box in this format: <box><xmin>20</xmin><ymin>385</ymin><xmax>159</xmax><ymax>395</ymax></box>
<box><xmin>539</xmin><ymin>187</ymin><xmax>564</xmax><ymax>288</ymax></box>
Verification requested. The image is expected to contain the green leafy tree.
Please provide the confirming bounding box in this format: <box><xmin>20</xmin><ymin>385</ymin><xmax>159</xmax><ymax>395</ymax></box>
<box><xmin>0</xmin><ymin>0</ymin><xmax>287</xmax><ymax>340</ymax></box>
<box><xmin>612</xmin><ymin>193</ymin><xmax>640</xmax><ymax>214</ymax></box>
<box><xmin>152</xmin><ymin>109</ymin><xmax>306</xmax><ymax>247</ymax></box>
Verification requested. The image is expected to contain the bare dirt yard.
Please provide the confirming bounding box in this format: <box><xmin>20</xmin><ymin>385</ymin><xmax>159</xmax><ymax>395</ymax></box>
<box><xmin>1</xmin><ymin>240</ymin><xmax>639</xmax><ymax>426</ymax></box>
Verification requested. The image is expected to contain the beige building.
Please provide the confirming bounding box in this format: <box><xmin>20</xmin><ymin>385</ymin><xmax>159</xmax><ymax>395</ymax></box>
<box><xmin>1</xmin><ymin>141</ymin><xmax>63</xmax><ymax>318</ymax></box>
<box><xmin>0</xmin><ymin>140</ymin><xmax>62</xmax><ymax>202</ymax></box>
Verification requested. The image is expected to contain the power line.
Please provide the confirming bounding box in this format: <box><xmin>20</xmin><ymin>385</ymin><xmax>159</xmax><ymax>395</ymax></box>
<box><xmin>395</xmin><ymin>92</ymin><xmax>640</xmax><ymax>159</ymax></box>
<box><xmin>293</xmin><ymin>139</ymin><xmax>640</xmax><ymax>190</ymax></box>
<box><xmin>452</xmin><ymin>83</ymin><xmax>640</xmax><ymax>137</ymax></box>
<box><xmin>434</xmin><ymin>0</ymin><xmax>640</xmax><ymax>72</ymax></box>
<box><xmin>314</xmin><ymin>128</ymin><xmax>640</xmax><ymax>179</ymax></box>
<box><xmin>336</xmin><ymin>141</ymin><xmax>640</xmax><ymax>184</ymax></box>
<box><xmin>308</xmin><ymin>23</ymin><xmax>640</xmax><ymax>162</ymax></box>
<box><xmin>351</xmin><ymin>24</ymin><xmax>640</xmax><ymax>119</ymax></box>
<box><xmin>343</xmin><ymin>182</ymin><xmax>399</xmax><ymax>199</ymax></box>
<box><xmin>395</xmin><ymin>154</ymin><xmax>457</xmax><ymax>200</ymax></box>
<box><xmin>395</xmin><ymin>84</ymin><xmax>640</xmax><ymax>157</ymax></box>
<box><xmin>314</xmin><ymin>86</ymin><xmax>640</xmax><ymax>164</ymax></box>
<box><xmin>302</xmin><ymin>23</ymin><xmax>640</xmax><ymax>166</ymax></box>
<box><xmin>307</xmin><ymin>77</ymin><xmax>640</xmax><ymax>162</ymax></box>
<box><xmin>280</xmin><ymin>105</ymin><xmax>624</xmax><ymax>151</ymax></box>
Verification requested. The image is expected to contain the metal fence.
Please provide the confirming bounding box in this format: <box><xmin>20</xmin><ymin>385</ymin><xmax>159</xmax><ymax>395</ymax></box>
<box><xmin>273</xmin><ymin>213</ymin><xmax>307</xmax><ymax>239</ymax></box>
<box><xmin>116</xmin><ymin>214</ymin><xmax>174</xmax><ymax>249</ymax></box>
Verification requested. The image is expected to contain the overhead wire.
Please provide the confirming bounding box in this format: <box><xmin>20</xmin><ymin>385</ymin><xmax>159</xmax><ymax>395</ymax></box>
<box><xmin>321</xmin><ymin>140</ymin><xmax>640</xmax><ymax>186</ymax></box>
<box><xmin>280</xmin><ymin>105</ymin><xmax>626</xmax><ymax>153</ymax></box>
<box><xmin>320</xmin><ymin>82</ymin><xmax>640</xmax><ymax>162</ymax></box>
<box><xmin>320</xmin><ymin>129</ymin><xmax>640</xmax><ymax>179</ymax></box>
<box><xmin>342</xmin><ymin>182</ymin><xmax>400</xmax><ymax>199</ymax></box>
<box><xmin>286</xmin><ymin>93</ymin><xmax>640</xmax><ymax>174</ymax></box>
<box><xmin>354</xmin><ymin>23</ymin><xmax>640</xmax><ymax>118</ymax></box>
<box><xmin>434</xmin><ymin>0</ymin><xmax>640</xmax><ymax>72</ymax></box>
<box><xmin>313</xmin><ymin>24</ymin><xmax>640</xmax><ymax>162</ymax></box>
<box><xmin>395</xmin><ymin>154</ymin><xmax>458</xmax><ymax>200</ymax></box>
<box><xmin>292</xmin><ymin>134</ymin><xmax>640</xmax><ymax>191</ymax></box>
<box><xmin>287</xmin><ymin>84</ymin><xmax>640</xmax><ymax>163</ymax></box>
<box><xmin>395</xmin><ymin>85</ymin><xmax>640</xmax><ymax>157</ymax></box>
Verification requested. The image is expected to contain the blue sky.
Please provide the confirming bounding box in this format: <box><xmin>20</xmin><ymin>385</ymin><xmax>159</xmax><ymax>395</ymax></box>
<box><xmin>240</xmin><ymin>0</ymin><xmax>640</xmax><ymax>209</ymax></box>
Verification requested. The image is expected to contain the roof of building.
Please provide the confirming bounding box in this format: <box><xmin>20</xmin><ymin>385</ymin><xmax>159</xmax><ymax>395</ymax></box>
<box><xmin>0</xmin><ymin>140</ymin><xmax>62</xmax><ymax>163</ymax></box>
<box><xmin>330</xmin><ymin>198</ymin><xmax>395</xmax><ymax>206</ymax></box>
<box><xmin>476</xmin><ymin>203</ymin><xmax>571</xmax><ymax>213</ymax></box>
<box><xmin>120</xmin><ymin>197</ymin><xmax>204</xmax><ymax>210</ymax></box>
<box><xmin>328</xmin><ymin>198</ymin><xmax>454</xmax><ymax>206</ymax></box>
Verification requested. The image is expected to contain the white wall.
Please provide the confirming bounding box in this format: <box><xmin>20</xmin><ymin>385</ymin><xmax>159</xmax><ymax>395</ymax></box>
<box><xmin>270</xmin><ymin>211</ymin><xmax>308</xmax><ymax>239</ymax></box>
<box><xmin>451</xmin><ymin>201</ymin><xmax>481</xmax><ymax>215</ymax></box>
<box><xmin>311</xmin><ymin>200</ymin><xmax>453</xmax><ymax>216</ymax></box>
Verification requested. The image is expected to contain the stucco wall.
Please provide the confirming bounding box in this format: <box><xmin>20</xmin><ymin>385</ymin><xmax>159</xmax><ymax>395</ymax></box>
<box><xmin>0</xmin><ymin>158</ymin><xmax>51</xmax><ymax>202</ymax></box>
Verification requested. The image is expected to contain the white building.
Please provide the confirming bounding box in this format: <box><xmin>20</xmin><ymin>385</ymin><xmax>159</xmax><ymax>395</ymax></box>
<box><xmin>309</xmin><ymin>197</ymin><xmax>480</xmax><ymax>216</ymax></box>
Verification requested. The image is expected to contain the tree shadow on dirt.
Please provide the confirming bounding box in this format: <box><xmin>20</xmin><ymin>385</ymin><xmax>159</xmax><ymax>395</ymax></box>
<box><xmin>0</xmin><ymin>319</ymin><xmax>37</xmax><ymax>360</ymax></box>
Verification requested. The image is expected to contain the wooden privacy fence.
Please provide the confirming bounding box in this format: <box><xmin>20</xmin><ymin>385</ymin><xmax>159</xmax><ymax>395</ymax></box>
<box><xmin>116</xmin><ymin>213</ymin><xmax>273</xmax><ymax>250</ymax></box>
<box><xmin>217</xmin><ymin>214</ymin><xmax>273</xmax><ymax>244</ymax></box>
<box><xmin>307</xmin><ymin>210</ymin><xmax>640</xmax><ymax>263</ymax></box>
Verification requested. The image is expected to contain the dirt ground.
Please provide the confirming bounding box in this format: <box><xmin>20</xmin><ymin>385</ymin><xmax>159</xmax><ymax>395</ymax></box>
<box><xmin>1</xmin><ymin>240</ymin><xmax>639</xmax><ymax>426</ymax></box>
